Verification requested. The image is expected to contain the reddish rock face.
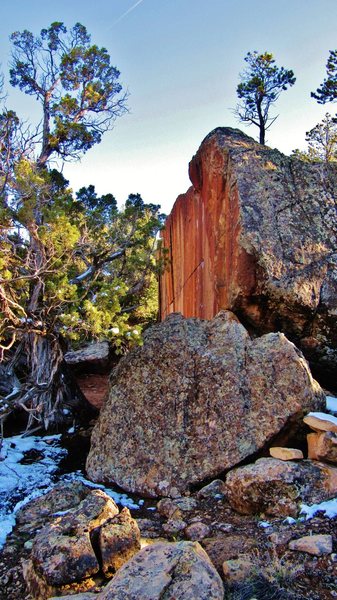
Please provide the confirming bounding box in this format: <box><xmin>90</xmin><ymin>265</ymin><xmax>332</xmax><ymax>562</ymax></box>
<box><xmin>159</xmin><ymin>127</ymin><xmax>337</xmax><ymax>385</ymax></box>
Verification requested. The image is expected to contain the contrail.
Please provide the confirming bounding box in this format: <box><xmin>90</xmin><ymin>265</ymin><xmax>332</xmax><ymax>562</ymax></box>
<box><xmin>112</xmin><ymin>0</ymin><xmax>145</xmax><ymax>26</ymax></box>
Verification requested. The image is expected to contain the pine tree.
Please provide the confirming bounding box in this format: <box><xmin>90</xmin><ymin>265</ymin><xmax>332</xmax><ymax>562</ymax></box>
<box><xmin>236</xmin><ymin>51</ymin><xmax>296</xmax><ymax>144</ymax></box>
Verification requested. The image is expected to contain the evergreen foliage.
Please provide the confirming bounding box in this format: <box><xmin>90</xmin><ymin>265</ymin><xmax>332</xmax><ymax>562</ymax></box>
<box><xmin>236</xmin><ymin>51</ymin><xmax>296</xmax><ymax>144</ymax></box>
<box><xmin>0</xmin><ymin>23</ymin><xmax>165</xmax><ymax>432</ymax></box>
<box><xmin>312</xmin><ymin>50</ymin><xmax>337</xmax><ymax>105</ymax></box>
<box><xmin>292</xmin><ymin>113</ymin><xmax>337</xmax><ymax>163</ymax></box>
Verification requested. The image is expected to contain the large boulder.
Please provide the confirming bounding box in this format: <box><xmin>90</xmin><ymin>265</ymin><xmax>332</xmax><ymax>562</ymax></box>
<box><xmin>225</xmin><ymin>457</ymin><xmax>337</xmax><ymax>517</ymax></box>
<box><xmin>86</xmin><ymin>311</ymin><xmax>324</xmax><ymax>497</ymax></box>
<box><xmin>159</xmin><ymin>127</ymin><xmax>337</xmax><ymax>386</ymax></box>
<box><xmin>98</xmin><ymin>541</ymin><xmax>224</xmax><ymax>600</ymax></box>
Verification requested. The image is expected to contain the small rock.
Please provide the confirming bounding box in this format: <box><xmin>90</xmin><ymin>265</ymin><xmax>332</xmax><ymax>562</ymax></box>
<box><xmin>99</xmin><ymin>507</ymin><xmax>141</xmax><ymax>577</ymax></box>
<box><xmin>307</xmin><ymin>431</ymin><xmax>337</xmax><ymax>463</ymax></box>
<box><xmin>214</xmin><ymin>522</ymin><xmax>233</xmax><ymax>533</ymax></box>
<box><xmin>304</xmin><ymin>412</ymin><xmax>337</xmax><ymax>433</ymax></box>
<box><xmin>135</xmin><ymin>518</ymin><xmax>162</xmax><ymax>539</ymax></box>
<box><xmin>289</xmin><ymin>534</ymin><xmax>333</xmax><ymax>556</ymax></box>
<box><xmin>16</xmin><ymin>481</ymin><xmax>90</xmax><ymax>533</ymax></box>
<box><xmin>23</xmin><ymin>489</ymin><xmax>119</xmax><ymax>597</ymax></box>
<box><xmin>174</xmin><ymin>496</ymin><xmax>198</xmax><ymax>511</ymax></box>
<box><xmin>222</xmin><ymin>557</ymin><xmax>254</xmax><ymax>583</ymax></box>
<box><xmin>269</xmin><ymin>447</ymin><xmax>303</xmax><ymax>461</ymax></box>
<box><xmin>162</xmin><ymin>519</ymin><xmax>187</xmax><ymax>535</ymax></box>
<box><xmin>268</xmin><ymin>531</ymin><xmax>293</xmax><ymax>548</ymax></box>
<box><xmin>201</xmin><ymin>535</ymin><xmax>256</xmax><ymax>573</ymax></box>
<box><xmin>197</xmin><ymin>479</ymin><xmax>226</xmax><ymax>499</ymax></box>
<box><xmin>157</xmin><ymin>498</ymin><xmax>181</xmax><ymax>519</ymax></box>
<box><xmin>184</xmin><ymin>521</ymin><xmax>211</xmax><ymax>541</ymax></box>
<box><xmin>50</xmin><ymin>595</ymin><xmax>96</xmax><ymax>599</ymax></box>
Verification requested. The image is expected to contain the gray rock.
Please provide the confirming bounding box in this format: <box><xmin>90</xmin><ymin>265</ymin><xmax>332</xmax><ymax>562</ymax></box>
<box><xmin>98</xmin><ymin>541</ymin><xmax>224</xmax><ymax>600</ymax></box>
<box><xmin>86</xmin><ymin>311</ymin><xmax>324</xmax><ymax>497</ymax></box>
<box><xmin>225</xmin><ymin>457</ymin><xmax>337</xmax><ymax>517</ymax></box>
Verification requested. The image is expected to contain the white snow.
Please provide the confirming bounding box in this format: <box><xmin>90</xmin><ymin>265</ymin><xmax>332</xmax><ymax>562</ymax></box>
<box><xmin>0</xmin><ymin>433</ymin><xmax>147</xmax><ymax>549</ymax></box>
<box><xmin>300</xmin><ymin>497</ymin><xmax>337</xmax><ymax>520</ymax></box>
<box><xmin>258</xmin><ymin>520</ymin><xmax>272</xmax><ymax>528</ymax></box>
<box><xmin>0</xmin><ymin>434</ymin><xmax>65</xmax><ymax>547</ymax></box>
<box><xmin>307</xmin><ymin>412</ymin><xmax>337</xmax><ymax>426</ymax></box>
<box><xmin>61</xmin><ymin>471</ymin><xmax>142</xmax><ymax>510</ymax></box>
<box><xmin>284</xmin><ymin>516</ymin><xmax>296</xmax><ymax>525</ymax></box>
<box><xmin>326</xmin><ymin>396</ymin><xmax>337</xmax><ymax>413</ymax></box>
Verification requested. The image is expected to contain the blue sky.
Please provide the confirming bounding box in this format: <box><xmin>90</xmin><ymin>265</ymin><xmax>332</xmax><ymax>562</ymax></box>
<box><xmin>1</xmin><ymin>0</ymin><xmax>337</xmax><ymax>212</ymax></box>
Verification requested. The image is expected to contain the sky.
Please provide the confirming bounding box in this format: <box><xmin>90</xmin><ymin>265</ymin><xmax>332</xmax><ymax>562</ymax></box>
<box><xmin>1</xmin><ymin>0</ymin><xmax>337</xmax><ymax>213</ymax></box>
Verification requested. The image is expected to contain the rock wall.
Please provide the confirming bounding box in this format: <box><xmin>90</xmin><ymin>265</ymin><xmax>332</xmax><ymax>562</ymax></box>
<box><xmin>159</xmin><ymin>128</ymin><xmax>337</xmax><ymax>385</ymax></box>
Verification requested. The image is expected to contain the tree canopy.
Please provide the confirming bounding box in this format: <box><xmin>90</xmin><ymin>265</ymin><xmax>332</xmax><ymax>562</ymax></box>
<box><xmin>236</xmin><ymin>51</ymin><xmax>296</xmax><ymax>145</ymax></box>
<box><xmin>292</xmin><ymin>113</ymin><xmax>337</xmax><ymax>163</ymax></box>
<box><xmin>9</xmin><ymin>22</ymin><xmax>128</xmax><ymax>166</ymax></box>
<box><xmin>312</xmin><ymin>50</ymin><xmax>337</xmax><ymax>105</ymax></box>
<box><xmin>0</xmin><ymin>23</ymin><xmax>165</xmax><ymax>433</ymax></box>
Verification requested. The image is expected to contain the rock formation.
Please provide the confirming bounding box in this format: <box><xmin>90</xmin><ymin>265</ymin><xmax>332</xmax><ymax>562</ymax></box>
<box><xmin>22</xmin><ymin>485</ymin><xmax>141</xmax><ymax>598</ymax></box>
<box><xmin>159</xmin><ymin>127</ymin><xmax>337</xmax><ymax>386</ymax></box>
<box><xmin>86</xmin><ymin>310</ymin><xmax>324</xmax><ymax>497</ymax></box>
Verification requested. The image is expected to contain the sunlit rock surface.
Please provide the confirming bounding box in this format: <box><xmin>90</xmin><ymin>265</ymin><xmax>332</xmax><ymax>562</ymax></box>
<box><xmin>160</xmin><ymin>127</ymin><xmax>337</xmax><ymax>384</ymax></box>
<box><xmin>86</xmin><ymin>311</ymin><xmax>324</xmax><ymax>497</ymax></box>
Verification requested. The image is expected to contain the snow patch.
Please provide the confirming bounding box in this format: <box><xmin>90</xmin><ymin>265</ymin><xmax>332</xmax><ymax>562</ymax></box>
<box><xmin>0</xmin><ymin>434</ymin><xmax>65</xmax><ymax>547</ymax></box>
<box><xmin>258</xmin><ymin>520</ymin><xmax>272</xmax><ymax>529</ymax></box>
<box><xmin>307</xmin><ymin>412</ymin><xmax>337</xmax><ymax>426</ymax></box>
<box><xmin>61</xmin><ymin>471</ymin><xmax>142</xmax><ymax>510</ymax></box>
<box><xmin>326</xmin><ymin>396</ymin><xmax>337</xmax><ymax>413</ymax></box>
<box><xmin>300</xmin><ymin>497</ymin><xmax>337</xmax><ymax>520</ymax></box>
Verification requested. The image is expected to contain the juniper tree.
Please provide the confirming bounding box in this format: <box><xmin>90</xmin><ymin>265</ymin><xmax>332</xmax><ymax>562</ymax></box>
<box><xmin>0</xmin><ymin>23</ymin><xmax>164</xmax><ymax>432</ymax></box>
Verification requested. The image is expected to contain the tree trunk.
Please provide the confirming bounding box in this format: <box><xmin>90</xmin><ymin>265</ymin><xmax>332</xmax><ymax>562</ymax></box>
<box><xmin>18</xmin><ymin>332</ymin><xmax>97</xmax><ymax>432</ymax></box>
<box><xmin>256</xmin><ymin>98</ymin><xmax>266</xmax><ymax>145</ymax></box>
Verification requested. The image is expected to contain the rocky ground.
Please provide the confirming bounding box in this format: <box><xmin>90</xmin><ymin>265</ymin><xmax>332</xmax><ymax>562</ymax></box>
<box><xmin>0</xmin><ymin>447</ymin><xmax>336</xmax><ymax>600</ymax></box>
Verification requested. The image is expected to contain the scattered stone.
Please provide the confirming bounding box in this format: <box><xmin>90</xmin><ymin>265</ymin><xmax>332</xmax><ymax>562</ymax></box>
<box><xmin>307</xmin><ymin>431</ymin><xmax>337</xmax><ymax>463</ymax></box>
<box><xmin>304</xmin><ymin>412</ymin><xmax>337</xmax><ymax>433</ymax></box>
<box><xmin>184</xmin><ymin>521</ymin><xmax>211</xmax><ymax>541</ymax></box>
<box><xmin>202</xmin><ymin>535</ymin><xmax>256</xmax><ymax>574</ymax></box>
<box><xmin>197</xmin><ymin>479</ymin><xmax>226</xmax><ymax>498</ymax></box>
<box><xmin>24</xmin><ymin>489</ymin><xmax>119</xmax><ymax>596</ymax></box>
<box><xmin>222</xmin><ymin>557</ymin><xmax>254</xmax><ymax>583</ymax></box>
<box><xmin>99</xmin><ymin>507</ymin><xmax>141</xmax><ymax>577</ymax></box>
<box><xmin>268</xmin><ymin>531</ymin><xmax>294</xmax><ymax>549</ymax></box>
<box><xmin>98</xmin><ymin>541</ymin><xmax>224</xmax><ymax>600</ymax></box>
<box><xmin>214</xmin><ymin>522</ymin><xmax>233</xmax><ymax>533</ymax></box>
<box><xmin>269</xmin><ymin>447</ymin><xmax>303</xmax><ymax>461</ymax></box>
<box><xmin>135</xmin><ymin>518</ymin><xmax>163</xmax><ymax>539</ymax></box>
<box><xmin>157</xmin><ymin>498</ymin><xmax>181</xmax><ymax>519</ymax></box>
<box><xmin>289</xmin><ymin>534</ymin><xmax>333</xmax><ymax>556</ymax></box>
<box><xmin>162</xmin><ymin>518</ymin><xmax>187</xmax><ymax>535</ymax></box>
<box><xmin>50</xmin><ymin>595</ymin><xmax>96</xmax><ymax>600</ymax></box>
<box><xmin>174</xmin><ymin>496</ymin><xmax>198</xmax><ymax>511</ymax></box>
<box><xmin>87</xmin><ymin>311</ymin><xmax>324</xmax><ymax>497</ymax></box>
<box><xmin>225</xmin><ymin>458</ymin><xmax>337</xmax><ymax>517</ymax></box>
